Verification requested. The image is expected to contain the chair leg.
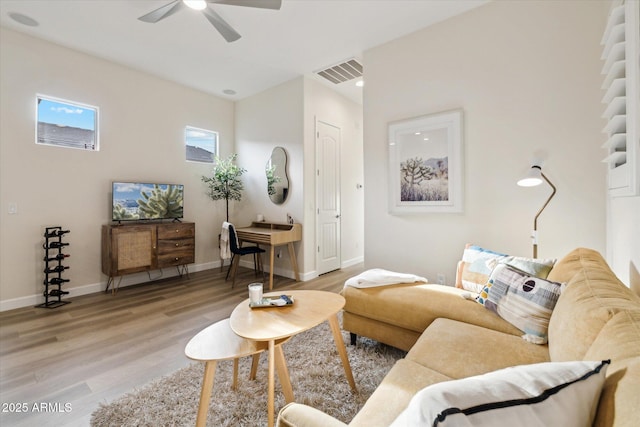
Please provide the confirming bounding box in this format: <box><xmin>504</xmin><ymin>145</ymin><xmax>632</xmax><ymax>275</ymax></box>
<box><xmin>253</xmin><ymin>253</ymin><xmax>258</xmax><ymax>277</ymax></box>
<box><xmin>225</xmin><ymin>254</ymin><xmax>235</xmax><ymax>280</ymax></box>
<box><xmin>230</xmin><ymin>255</ymin><xmax>240</xmax><ymax>288</ymax></box>
<box><xmin>258</xmin><ymin>253</ymin><xmax>265</xmax><ymax>281</ymax></box>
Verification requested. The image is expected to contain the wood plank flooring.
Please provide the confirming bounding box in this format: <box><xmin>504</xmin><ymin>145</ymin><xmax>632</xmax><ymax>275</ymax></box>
<box><xmin>0</xmin><ymin>264</ymin><xmax>363</xmax><ymax>427</ymax></box>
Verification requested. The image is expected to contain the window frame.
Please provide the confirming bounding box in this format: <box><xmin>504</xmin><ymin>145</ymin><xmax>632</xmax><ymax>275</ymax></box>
<box><xmin>35</xmin><ymin>94</ymin><xmax>99</xmax><ymax>151</ymax></box>
<box><xmin>185</xmin><ymin>125</ymin><xmax>218</xmax><ymax>163</ymax></box>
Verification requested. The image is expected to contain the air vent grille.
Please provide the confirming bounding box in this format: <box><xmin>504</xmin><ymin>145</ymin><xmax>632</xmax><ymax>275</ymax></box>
<box><xmin>316</xmin><ymin>59</ymin><xmax>363</xmax><ymax>84</ymax></box>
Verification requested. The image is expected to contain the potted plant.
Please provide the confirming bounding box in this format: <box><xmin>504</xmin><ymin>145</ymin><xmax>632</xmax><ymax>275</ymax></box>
<box><xmin>202</xmin><ymin>154</ymin><xmax>247</xmax><ymax>222</ymax></box>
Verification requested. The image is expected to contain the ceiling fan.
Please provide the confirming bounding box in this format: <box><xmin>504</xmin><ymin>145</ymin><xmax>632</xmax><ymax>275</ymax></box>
<box><xmin>138</xmin><ymin>0</ymin><xmax>282</xmax><ymax>43</ymax></box>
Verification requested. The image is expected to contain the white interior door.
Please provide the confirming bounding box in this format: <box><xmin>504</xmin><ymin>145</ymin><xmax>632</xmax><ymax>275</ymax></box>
<box><xmin>316</xmin><ymin>120</ymin><xmax>341</xmax><ymax>275</ymax></box>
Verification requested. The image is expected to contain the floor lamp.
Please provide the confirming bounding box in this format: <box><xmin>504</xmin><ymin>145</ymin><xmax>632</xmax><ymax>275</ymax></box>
<box><xmin>517</xmin><ymin>165</ymin><xmax>557</xmax><ymax>258</ymax></box>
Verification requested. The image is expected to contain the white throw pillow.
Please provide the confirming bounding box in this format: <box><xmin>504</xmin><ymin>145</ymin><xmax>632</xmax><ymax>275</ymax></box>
<box><xmin>390</xmin><ymin>360</ymin><xmax>609</xmax><ymax>427</ymax></box>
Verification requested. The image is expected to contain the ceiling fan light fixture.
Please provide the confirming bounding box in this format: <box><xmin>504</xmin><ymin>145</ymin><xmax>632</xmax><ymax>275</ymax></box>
<box><xmin>183</xmin><ymin>0</ymin><xmax>207</xmax><ymax>10</ymax></box>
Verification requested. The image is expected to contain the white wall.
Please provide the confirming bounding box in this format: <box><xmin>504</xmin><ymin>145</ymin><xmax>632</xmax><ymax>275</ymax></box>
<box><xmin>303</xmin><ymin>78</ymin><xmax>364</xmax><ymax>271</ymax></box>
<box><xmin>235</xmin><ymin>77</ymin><xmax>364</xmax><ymax>279</ymax></box>
<box><xmin>234</xmin><ymin>78</ymin><xmax>305</xmax><ymax>276</ymax></box>
<box><xmin>608</xmin><ymin>196</ymin><xmax>640</xmax><ymax>293</ymax></box>
<box><xmin>363</xmin><ymin>0</ymin><xmax>607</xmax><ymax>285</ymax></box>
<box><xmin>0</xmin><ymin>29</ymin><xmax>235</xmax><ymax>309</ymax></box>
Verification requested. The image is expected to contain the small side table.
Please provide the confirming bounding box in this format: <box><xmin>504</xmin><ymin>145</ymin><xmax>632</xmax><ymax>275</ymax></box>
<box><xmin>185</xmin><ymin>318</ymin><xmax>292</xmax><ymax>427</ymax></box>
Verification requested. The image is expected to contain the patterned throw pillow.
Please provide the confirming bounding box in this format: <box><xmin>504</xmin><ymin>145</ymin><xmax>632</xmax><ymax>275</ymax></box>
<box><xmin>488</xmin><ymin>255</ymin><xmax>556</xmax><ymax>280</ymax></box>
<box><xmin>456</xmin><ymin>245</ymin><xmax>507</xmax><ymax>293</ymax></box>
<box><xmin>483</xmin><ymin>264</ymin><xmax>562</xmax><ymax>344</ymax></box>
<box><xmin>458</xmin><ymin>244</ymin><xmax>557</xmax><ymax>295</ymax></box>
<box><xmin>475</xmin><ymin>282</ymin><xmax>493</xmax><ymax>306</ymax></box>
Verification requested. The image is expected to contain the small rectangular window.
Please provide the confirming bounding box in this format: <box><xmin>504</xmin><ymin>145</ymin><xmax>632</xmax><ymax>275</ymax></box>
<box><xmin>185</xmin><ymin>126</ymin><xmax>218</xmax><ymax>163</ymax></box>
<box><xmin>36</xmin><ymin>95</ymin><xmax>99</xmax><ymax>151</ymax></box>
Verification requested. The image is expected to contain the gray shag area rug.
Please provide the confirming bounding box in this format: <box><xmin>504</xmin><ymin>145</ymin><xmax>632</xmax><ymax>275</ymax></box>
<box><xmin>91</xmin><ymin>317</ymin><xmax>405</xmax><ymax>426</ymax></box>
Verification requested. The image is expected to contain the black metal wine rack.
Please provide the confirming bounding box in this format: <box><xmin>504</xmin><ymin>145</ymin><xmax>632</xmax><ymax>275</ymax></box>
<box><xmin>38</xmin><ymin>226</ymin><xmax>71</xmax><ymax>308</ymax></box>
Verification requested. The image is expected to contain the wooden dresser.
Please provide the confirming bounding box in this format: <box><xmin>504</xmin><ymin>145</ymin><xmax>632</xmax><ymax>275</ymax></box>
<box><xmin>101</xmin><ymin>222</ymin><xmax>195</xmax><ymax>293</ymax></box>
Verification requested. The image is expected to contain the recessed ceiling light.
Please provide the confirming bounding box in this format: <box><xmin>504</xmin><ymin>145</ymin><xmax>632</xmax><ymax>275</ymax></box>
<box><xmin>223</xmin><ymin>89</ymin><xmax>237</xmax><ymax>95</ymax></box>
<box><xmin>8</xmin><ymin>12</ymin><xmax>39</xmax><ymax>27</ymax></box>
<box><xmin>355</xmin><ymin>80</ymin><xmax>364</xmax><ymax>87</ymax></box>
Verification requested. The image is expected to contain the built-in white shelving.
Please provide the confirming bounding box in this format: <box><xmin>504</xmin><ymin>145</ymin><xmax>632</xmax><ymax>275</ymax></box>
<box><xmin>600</xmin><ymin>0</ymin><xmax>639</xmax><ymax>197</ymax></box>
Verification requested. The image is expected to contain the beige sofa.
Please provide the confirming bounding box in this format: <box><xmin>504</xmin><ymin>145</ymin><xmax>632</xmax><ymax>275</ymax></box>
<box><xmin>276</xmin><ymin>248</ymin><xmax>640</xmax><ymax>427</ymax></box>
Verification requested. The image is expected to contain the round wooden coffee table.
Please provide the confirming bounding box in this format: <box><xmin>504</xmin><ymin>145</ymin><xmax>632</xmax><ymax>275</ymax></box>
<box><xmin>185</xmin><ymin>318</ymin><xmax>291</xmax><ymax>427</ymax></box>
<box><xmin>229</xmin><ymin>290</ymin><xmax>357</xmax><ymax>427</ymax></box>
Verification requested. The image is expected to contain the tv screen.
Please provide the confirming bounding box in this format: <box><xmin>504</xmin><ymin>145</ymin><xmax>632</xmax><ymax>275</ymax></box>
<box><xmin>112</xmin><ymin>182</ymin><xmax>184</xmax><ymax>222</ymax></box>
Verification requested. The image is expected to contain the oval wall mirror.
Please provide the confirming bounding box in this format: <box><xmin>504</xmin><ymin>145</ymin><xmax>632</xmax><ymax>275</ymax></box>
<box><xmin>266</xmin><ymin>146</ymin><xmax>289</xmax><ymax>204</ymax></box>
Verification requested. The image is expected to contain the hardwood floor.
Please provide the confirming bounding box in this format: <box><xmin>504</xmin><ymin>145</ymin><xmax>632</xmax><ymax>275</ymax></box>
<box><xmin>0</xmin><ymin>264</ymin><xmax>363</xmax><ymax>427</ymax></box>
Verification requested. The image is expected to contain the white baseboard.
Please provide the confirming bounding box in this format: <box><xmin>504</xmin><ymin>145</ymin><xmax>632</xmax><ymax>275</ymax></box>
<box><xmin>0</xmin><ymin>261</ymin><xmax>219</xmax><ymax>312</ymax></box>
<box><xmin>342</xmin><ymin>256</ymin><xmax>364</xmax><ymax>269</ymax></box>
<box><xmin>1</xmin><ymin>256</ymin><xmax>363</xmax><ymax>312</ymax></box>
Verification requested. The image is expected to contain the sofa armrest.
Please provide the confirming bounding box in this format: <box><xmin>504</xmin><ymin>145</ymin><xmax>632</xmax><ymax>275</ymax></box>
<box><xmin>277</xmin><ymin>403</ymin><xmax>348</xmax><ymax>427</ymax></box>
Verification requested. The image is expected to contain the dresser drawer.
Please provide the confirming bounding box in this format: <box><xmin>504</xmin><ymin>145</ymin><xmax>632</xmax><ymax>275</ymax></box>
<box><xmin>157</xmin><ymin>239</ymin><xmax>195</xmax><ymax>267</ymax></box>
<box><xmin>157</xmin><ymin>223</ymin><xmax>194</xmax><ymax>240</ymax></box>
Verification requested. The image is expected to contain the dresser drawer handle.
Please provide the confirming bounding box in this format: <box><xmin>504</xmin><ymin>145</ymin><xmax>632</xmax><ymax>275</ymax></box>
<box><xmin>175</xmin><ymin>243</ymin><xmax>179</xmax><ymax>247</ymax></box>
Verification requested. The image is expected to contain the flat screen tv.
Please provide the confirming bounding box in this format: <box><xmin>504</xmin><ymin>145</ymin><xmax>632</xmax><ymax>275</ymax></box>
<box><xmin>112</xmin><ymin>182</ymin><xmax>184</xmax><ymax>222</ymax></box>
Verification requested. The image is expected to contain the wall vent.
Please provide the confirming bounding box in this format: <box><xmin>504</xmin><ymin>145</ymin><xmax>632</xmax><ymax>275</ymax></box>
<box><xmin>315</xmin><ymin>59</ymin><xmax>363</xmax><ymax>84</ymax></box>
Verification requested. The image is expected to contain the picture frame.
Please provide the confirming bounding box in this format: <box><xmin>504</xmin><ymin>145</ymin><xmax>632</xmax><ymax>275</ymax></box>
<box><xmin>388</xmin><ymin>109</ymin><xmax>464</xmax><ymax>214</ymax></box>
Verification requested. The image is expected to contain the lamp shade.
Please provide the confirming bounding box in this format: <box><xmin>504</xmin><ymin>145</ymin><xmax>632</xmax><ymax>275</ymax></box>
<box><xmin>517</xmin><ymin>166</ymin><xmax>544</xmax><ymax>187</ymax></box>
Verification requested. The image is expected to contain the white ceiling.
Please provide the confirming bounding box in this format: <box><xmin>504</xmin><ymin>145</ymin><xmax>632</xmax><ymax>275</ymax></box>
<box><xmin>0</xmin><ymin>0</ymin><xmax>486</xmax><ymax>104</ymax></box>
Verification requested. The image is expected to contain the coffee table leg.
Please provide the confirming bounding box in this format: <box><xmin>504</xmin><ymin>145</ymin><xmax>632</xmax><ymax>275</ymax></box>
<box><xmin>274</xmin><ymin>344</ymin><xmax>294</xmax><ymax>403</ymax></box>
<box><xmin>232</xmin><ymin>358</ymin><xmax>239</xmax><ymax>390</ymax></box>
<box><xmin>268</xmin><ymin>340</ymin><xmax>276</xmax><ymax>427</ymax></box>
<box><xmin>196</xmin><ymin>360</ymin><xmax>217</xmax><ymax>427</ymax></box>
<box><xmin>328</xmin><ymin>314</ymin><xmax>358</xmax><ymax>393</ymax></box>
<box><xmin>249</xmin><ymin>353</ymin><xmax>260</xmax><ymax>380</ymax></box>
<box><xmin>269</xmin><ymin>246</ymin><xmax>275</xmax><ymax>290</ymax></box>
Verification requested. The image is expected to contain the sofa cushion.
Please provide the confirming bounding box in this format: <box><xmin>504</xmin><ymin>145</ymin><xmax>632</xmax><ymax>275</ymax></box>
<box><xmin>390</xmin><ymin>360</ymin><xmax>609</xmax><ymax>427</ymax></box>
<box><xmin>341</xmin><ymin>283</ymin><xmax>522</xmax><ymax>339</ymax></box>
<box><xmin>583</xmin><ymin>310</ymin><xmax>640</xmax><ymax>427</ymax></box>
<box><xmin>481</xmin><ymin>264</ymin><xmax>562</xmax><ymax>344</ymax></box>
<box><xmin>585</xmin><ymin>310</ymin><xmax>640</xmax><ymax>363</ymax></box>
<box><xmin>591</xmin><ymin>358</ymin><xmax>640</xmax><ymax>427</ymax></box>
<box><xmin>547</xmin><ymin>249</ymin><xmax>640</xmax><ymax>362</ymax></box>
<box><xmin>406</xmin><ymin>318</ymin><xmax>549</xmax><ymax>379</ymax></box>
<box><xmin>349</xmin><ymin>359</ymin><xmax>451</xmax><ymax>427</ymax></box>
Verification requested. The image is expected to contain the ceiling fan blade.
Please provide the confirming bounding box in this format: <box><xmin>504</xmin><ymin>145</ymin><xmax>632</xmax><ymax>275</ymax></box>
<box><xmin>138</xmin><ymin>0</ymin><xmax>185</xmax><ymax>23</ymax></box>
<box><xmin>202</xmin><ymin>7</ymin><xmax>241</xmax><ymax>42</ymax></box>
<box><xmin>209</xmin><ymin>0</ymin><xmax>282</xmax><ymax>10</ymax></box>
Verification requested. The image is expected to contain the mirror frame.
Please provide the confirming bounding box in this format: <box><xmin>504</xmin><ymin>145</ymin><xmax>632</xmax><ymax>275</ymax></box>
<box><xmin>266</xmin><ymin>146</ymin><xmax>290</xmax><ymax>205</ymax></box>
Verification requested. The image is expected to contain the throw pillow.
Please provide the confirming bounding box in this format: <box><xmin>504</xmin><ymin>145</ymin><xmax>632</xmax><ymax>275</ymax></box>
<box><xmin>488</xmin><ymin>255</ymin><xmax>557</xmax><ymax>280</ymax></box>
<box><xmin>484</xmin><ymin>264</ymin><xmax>562</xmax><ymax>344</ymax></box>
<box><xmin>390</xmin><ymin>360</ymin><xmax>610</xmax><ymax>427</ymax></box>
<box><xmin>456</xmin><ymin>245</ymin><xmax>507</xmax><ymax>293</ymax></box>
<box><xmin>475</xmin><ymin>282</ymin><xmax>492</xmax><ymax>307</ymax></box>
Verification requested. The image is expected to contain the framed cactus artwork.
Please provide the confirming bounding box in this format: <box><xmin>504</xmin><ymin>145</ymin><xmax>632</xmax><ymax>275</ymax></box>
<box><xmin>388</xmin><ymin>109</ymin><xmax>464</xmax><ymax>214</ymax></box>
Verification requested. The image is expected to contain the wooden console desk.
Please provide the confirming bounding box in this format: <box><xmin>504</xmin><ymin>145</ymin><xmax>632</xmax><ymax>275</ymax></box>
<box><xmin>235</xmin><ymin>222</ymin><xmax>301</xmax><ymax>290</ymax></box>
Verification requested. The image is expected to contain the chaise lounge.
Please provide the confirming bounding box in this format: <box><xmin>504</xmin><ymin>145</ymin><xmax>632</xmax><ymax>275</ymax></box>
<box><xmin>276</xmin><ymin>247</ymin><xmax>640</xmax><ymax>426</ymax></box>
